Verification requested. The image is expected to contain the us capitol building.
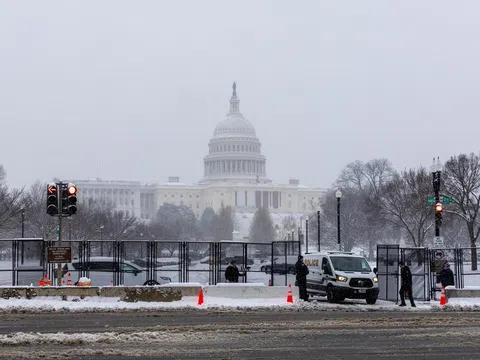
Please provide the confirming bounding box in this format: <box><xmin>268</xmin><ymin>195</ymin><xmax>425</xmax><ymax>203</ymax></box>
<box><xmin>72</xmin><ymin>83</ymin><xmax>327</xmax><ymax>239</ymax></box>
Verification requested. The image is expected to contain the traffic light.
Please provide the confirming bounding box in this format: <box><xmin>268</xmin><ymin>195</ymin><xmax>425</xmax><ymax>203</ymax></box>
<box><xmin>67</xmin><ymin>183</ymin><xmax>77</xmax><ymax>215</ymax></box>
<box><xmin>435</xmin><ymin>202</ymin><xmax>443</xmax><ymax>227</ymax></box>
<box><xmin>46</xmin><ymin>183</ymin><xmax>58</xmax><ymax>216</ymax></box>
<box><xmin>61</xmin><ymin>183</ymin><xmax>78</xmax><ymax>216</ymax></box>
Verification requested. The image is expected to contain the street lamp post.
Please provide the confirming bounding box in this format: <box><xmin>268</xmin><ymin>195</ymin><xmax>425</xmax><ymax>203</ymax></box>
<box><xmin>335</xmin><ymin>189</ymin><xmax>342</xmax><ymax>251</ymax></box>
<box><xmin>317</xmin><ymin>210</ymin><xmax>321</xmax><ymax>252</ymax></box>
<box><xmin>305</xmin><ymin>218</ymin><xmax>309</xmax><ymax>254</ymax></box>
<box><xmin>100</xmin><ymin>225</ymin><xmax>104</xmax><ymax>256</ymax></box>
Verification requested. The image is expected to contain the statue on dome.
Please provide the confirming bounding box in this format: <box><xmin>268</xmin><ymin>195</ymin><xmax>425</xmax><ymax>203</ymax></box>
<box><xmin>232</xmin><ymin>82</ymin><xmax>237</xmax><ymax>95</ymax></box>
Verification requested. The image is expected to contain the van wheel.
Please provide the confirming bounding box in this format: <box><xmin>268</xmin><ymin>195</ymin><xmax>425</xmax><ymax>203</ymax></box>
<box><xmin>366</xmin><ymin>296</ymin><xmax>377</xmax><ymax>305</ymax></box>
<box><xmin>143</xmin><ymin>280</ymin><xmax>159</xmax><ymax>286</ymax></box>
<box><xmin>287</xmin><ymin>267</ymin><xmax>296</xmax><ymax>275</ymax></box>
<box><xmin>326</xmin><ymin>285</ymin><xmax>336</xmax><ymax>303</ymax></box>
<box><xmin>264</xmin><ymin>266</ymin><xmax>271</xmax><ymax>274</ymax></box>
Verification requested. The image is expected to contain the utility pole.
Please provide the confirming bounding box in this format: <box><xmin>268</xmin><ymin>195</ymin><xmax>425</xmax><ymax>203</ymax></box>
<box><xmin>21</xmin><ymin>208</ymin><xmax>25</xmax><ymax>264</ymax></box>
<box><xmin>305</xmin><ymin>219</ymin><xmax>309</xmax><ymax>254</ymax></box>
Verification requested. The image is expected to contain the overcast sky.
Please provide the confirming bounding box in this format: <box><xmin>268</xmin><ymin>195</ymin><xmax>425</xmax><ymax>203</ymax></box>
<box><xmin>1</xmin><ymin>1</ymin><xmax>479</xmax><ymax>190</ymax></box>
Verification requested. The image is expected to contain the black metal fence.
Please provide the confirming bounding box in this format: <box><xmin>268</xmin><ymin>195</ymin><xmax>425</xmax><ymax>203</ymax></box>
<box><xmin>0</xmin><ymin>238</ymin><xmax>300</xmax><ymax>287</ymax></box>
<box><xmin>377</xmin><ymin>245</ymin><xmax>480</xmax><ymax>302</ymax></box>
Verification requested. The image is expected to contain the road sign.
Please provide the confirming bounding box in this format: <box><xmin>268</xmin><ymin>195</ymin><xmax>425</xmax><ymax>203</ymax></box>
<box><xmin>433</xmin><ymin>236</ymin><xmax>445</xmax><ymax>248</ymax></box>
<box><xmin>427</xmin><ymin>197</ymin><xmax>435</xmax><ymax>205</ymax></box>
<box><xmin>442</xmin><ymin>196</ymin><xmax>453</xmax><ymax>204</ymax></box>
<box><xmin>434</xmin><ymin>249</ymin><xmax>444</xmax><ymax>260</ymax></box>
<box><xmin>47</xmin><ymin>246</ymin><xmax>72</xmax><ymax>263</ymax></box>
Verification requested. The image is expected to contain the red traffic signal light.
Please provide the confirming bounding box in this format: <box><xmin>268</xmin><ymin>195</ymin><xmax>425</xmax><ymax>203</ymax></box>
<box><xmin>435</xmin><ymin>203</ymin><xmax>443</xmax><ymax>213</ymax></box>
<box><xmin>68</xmin><ymin>184</ymin><xmax>77</xmax><ymax>195</ymax></box>
<box><xmin>66</xmin><ymin>183</ymin><xmax>77</xmax><ymax>215</ymax></box>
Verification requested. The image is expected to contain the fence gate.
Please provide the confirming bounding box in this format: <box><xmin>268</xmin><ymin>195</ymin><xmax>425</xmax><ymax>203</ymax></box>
<box><xmin>401</xmin><ymin>247</ymin><xmax>429</xmax><ymax>301</ymax></box>
<box><xmin>376</xmin><ymin>245</ymin><xmax>399</xmax><ymax>302</ymax></box>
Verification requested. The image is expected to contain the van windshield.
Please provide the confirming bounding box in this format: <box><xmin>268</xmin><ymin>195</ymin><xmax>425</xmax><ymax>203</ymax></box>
<box><xmin>330</xmin><ymin>257</ymin><xmax>371</xmax><ymax>272</ymax></box>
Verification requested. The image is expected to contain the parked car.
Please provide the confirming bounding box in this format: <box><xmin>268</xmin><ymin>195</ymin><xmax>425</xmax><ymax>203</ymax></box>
<box><xmin>62</xmin><ymin>257</ymin><xmax>171</xmax><ymax>286</ymax></box>
<box><xmin>261</xmin><ymin>256</ymin><xmax>298</xmax><ymax>274</ymax></box>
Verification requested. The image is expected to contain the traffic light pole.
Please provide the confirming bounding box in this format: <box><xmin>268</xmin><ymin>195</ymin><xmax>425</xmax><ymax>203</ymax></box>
<box><xmin>56</xmin><ymin>181</ymin><xmax>63</xmax><ymax>287</ymax></box>
<box><xmin>433</xmin><ymin>171</ymin><xmax>441</xmax><ymax>237</ymax></box>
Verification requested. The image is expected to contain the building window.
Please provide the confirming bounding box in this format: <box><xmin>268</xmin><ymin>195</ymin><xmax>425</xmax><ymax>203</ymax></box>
<box><xmin>189</xmin><ymin>194</ymin><xmax>192</xmax><ymax>198</ymax></box>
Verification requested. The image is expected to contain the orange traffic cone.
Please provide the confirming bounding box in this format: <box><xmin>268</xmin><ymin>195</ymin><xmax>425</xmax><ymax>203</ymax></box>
<box><xmin>440</xmin><ymin>285</ymin><xmax>447</xmax><ymax>306</ymax></box>
<box><xmin>67</xmin><ymin>272</ymin><xmax>73</xmax><ymax>286</ymax></box>
<box><xmin>39</xmin><ymin>274</ymin><xmax>51</xmax><ymax>287</ymax></box>
<box><xmin>286</xmin><ymin>284</ymin><xmax>293</xmax><ymax>303</ymax></box>
<box><xmin>197</xmin><ymin>288</ymin><xmax>204</xmax><ymax>305</ymax></box>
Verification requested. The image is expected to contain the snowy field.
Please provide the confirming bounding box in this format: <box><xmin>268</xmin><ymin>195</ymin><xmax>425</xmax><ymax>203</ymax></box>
<box><xmin>0</xmin><ymin>294</ymin><xmax>478</xmax><ymax>314</ymax></box>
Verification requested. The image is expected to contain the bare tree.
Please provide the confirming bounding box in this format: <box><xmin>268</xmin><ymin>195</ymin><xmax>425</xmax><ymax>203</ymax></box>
<box><xmin>281</xmin><ymin>215</ymin><xmax>297</xmax><ymax>234</ymax></box>
<box><xmin>21</xmin><ymin>181</ymin><xmax>57</xmax><ymax>240</ymax></box>
<box><xmin>319</xmin><ymin>189</ymin><xmax>370</xmax><ymax>252</ymax></box>
<box><xmin>375</xmin><ymin>167</ymin><xmax>433</xmax><ymax>247</ymax></box>
<box><xmin>335</xmin><ymin>159</ymin><xmax>395</xmax><ymax>257</ymax></box>
<box><xmin>444</xmin><ymin>153</ymin><xmax>480</xmax><ymax>270</ymax></box>
<box><xmin>0</xmin><ymin>165</ymin><xmax>24</xmax><ymax>236</ymax></box>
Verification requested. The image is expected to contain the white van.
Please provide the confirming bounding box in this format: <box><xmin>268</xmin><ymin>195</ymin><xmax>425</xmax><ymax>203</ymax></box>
<box><xmin>303</xmin><ymin>251</ymin><xmax>379</xmax><ymax>304</ymax></box>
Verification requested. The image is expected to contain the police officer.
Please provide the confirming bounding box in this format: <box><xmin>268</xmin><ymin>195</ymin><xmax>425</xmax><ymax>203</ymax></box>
<box><xmin>399</xmin><ymin>261</ymin><xmax>416</xmax><ymax>307</ymax></box>
<box><xmin>438</xmin><ymin>262</ymin><xmax>454</xmax><ymax>288</ymax></box>
<box><xmin>225</xmin><ymin>259</ymin><xmax>240</xmax><ymax>283</ymax></box>
<box><xmin>295</xmin><ymin>255</ymin><xmax>309</xmax><ymax>301</ymax></box>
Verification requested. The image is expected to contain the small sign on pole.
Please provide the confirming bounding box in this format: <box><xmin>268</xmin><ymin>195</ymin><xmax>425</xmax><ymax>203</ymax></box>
<box><xmin>433</xmin><ymin>236</ymin><xmax>445</xmax><ymax>248</ymax></box>
<box><xmin>47</xmin><ymin>247</ymin><xmax>72</xmax><ymax>263</ymax></box>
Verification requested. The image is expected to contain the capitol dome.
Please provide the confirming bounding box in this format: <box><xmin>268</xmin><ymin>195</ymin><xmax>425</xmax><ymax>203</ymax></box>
<box><xmin>200</xmin><ymin>83</ymin><xmax>271</xmax><ymax>184</ymax></box>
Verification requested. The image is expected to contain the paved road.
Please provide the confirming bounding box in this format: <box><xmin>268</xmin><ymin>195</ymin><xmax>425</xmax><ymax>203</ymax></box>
<box><xmin>1</xmin><ymin>310</ymin><xmax>480</xmax><ymax>359</ymax></box>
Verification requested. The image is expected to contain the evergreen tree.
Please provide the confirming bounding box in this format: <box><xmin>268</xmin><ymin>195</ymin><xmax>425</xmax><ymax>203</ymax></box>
<box><xmin>199</xmin><ymin>207</ymin><xmax>217</xmax><ymax>240</ymax></box>
<box><xmin>249</xmin><ymin>207</ymin><xmax>276</xmax><ymax>243</ymax></box>
<box><xmin>213</xmin><ymin>205</ymin><xmax>234</xmax><ymax>240</ymax></box>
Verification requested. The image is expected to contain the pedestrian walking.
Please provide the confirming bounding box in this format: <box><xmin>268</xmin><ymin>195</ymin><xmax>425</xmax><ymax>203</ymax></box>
<box><xmin>225</xmin><ymin>259</ymin><xmax>240</xmax><ymax>283</ymax></box>
<box><xmin>399</xmin><ymin>261</ymin><xmax>416</xmax><ymax>307</ymax></box>
<box><xmin>438</xmin><ymin>262</ymin><xmax>454</xmax><ymax>288</ymax></box>
<box><xmin>295</xmin><ymin>255</ymin><xmax>309</xmax><ymax>301</ymax></box>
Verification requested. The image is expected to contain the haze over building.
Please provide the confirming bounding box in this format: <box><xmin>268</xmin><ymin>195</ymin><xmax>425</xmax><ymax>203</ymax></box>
<box><xmin>71</xmin><ymin>83</ymin><xmax>327</xmax><ymax>239</ymax></box>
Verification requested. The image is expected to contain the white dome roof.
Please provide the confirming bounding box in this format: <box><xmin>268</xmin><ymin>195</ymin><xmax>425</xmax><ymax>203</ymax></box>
<box><xmin>213</xmin><ymin>113</ymin><xmax>256</xmax><ymax>137</ymax></box>
<box><xmin>200</xmin><ymin>82</ymin><xmax>271</xmax><ymax>185</ymax></box>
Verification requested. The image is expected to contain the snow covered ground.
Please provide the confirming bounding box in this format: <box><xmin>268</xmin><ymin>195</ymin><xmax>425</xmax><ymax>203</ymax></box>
<box><xmin>0</xmin><ymin>294</ymin><xmax>478</xmax><ymax>314</ymax></box>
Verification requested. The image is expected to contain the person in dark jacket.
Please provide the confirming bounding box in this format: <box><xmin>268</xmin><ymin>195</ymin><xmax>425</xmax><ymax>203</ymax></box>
<box><xmin>295</xmin><ymin>255</ymin><xmax>309</xmax><ymax>301</ymax></box>
<box><xmin>399</xmin><ymin>261</ymin><xmax>415</xmax><ymax>307</ymax></box>
<box><xmin>438</xmin><ymin>262</ymin><xmax>455</xmax><ymax>288</ymax></box>
<box><xmin>225</xmin><ymin>259</ymin><xmax>240</xmax><ymax>283</ymax></box>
